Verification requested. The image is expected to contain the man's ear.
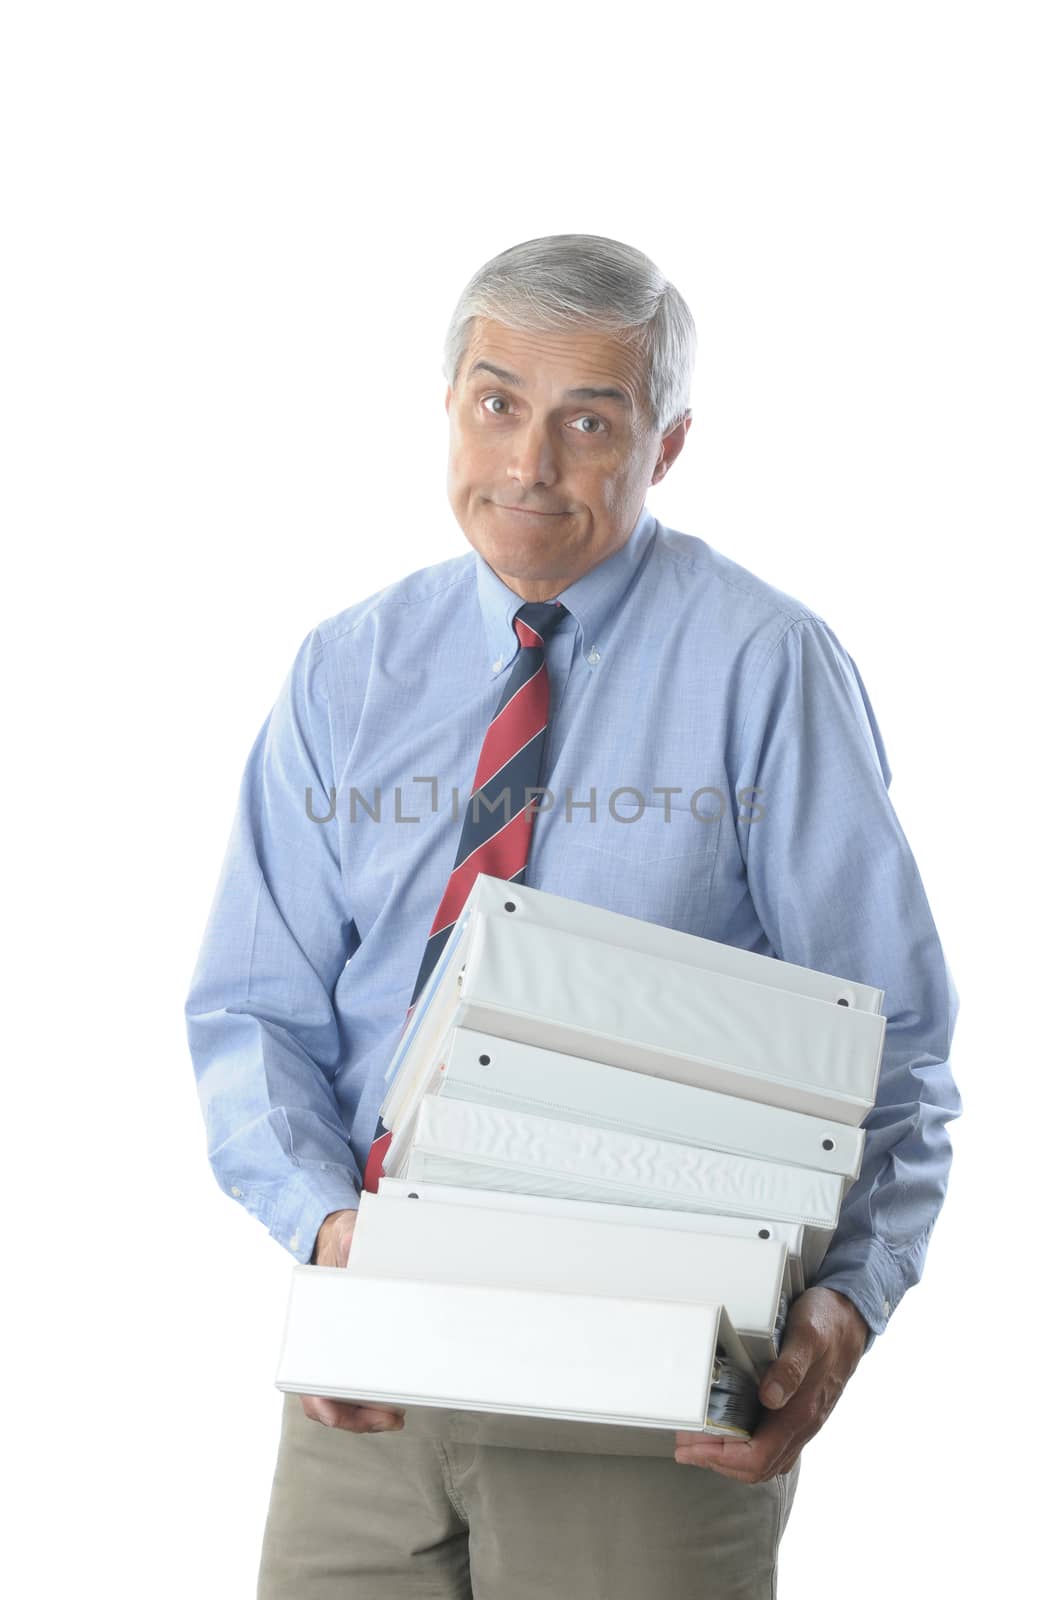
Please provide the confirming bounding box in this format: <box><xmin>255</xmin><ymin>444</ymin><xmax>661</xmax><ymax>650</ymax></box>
<box><xmin>651</xmin><ymin>412</ymin><xmax>692</xmax><ymax>486</ymax></box>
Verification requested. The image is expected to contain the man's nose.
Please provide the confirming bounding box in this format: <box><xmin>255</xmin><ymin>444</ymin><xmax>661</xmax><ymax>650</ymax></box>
<box><xmin>507</xmin><ymin>422</ymin><xmax>560</xmax><ymax>489</ymax></box>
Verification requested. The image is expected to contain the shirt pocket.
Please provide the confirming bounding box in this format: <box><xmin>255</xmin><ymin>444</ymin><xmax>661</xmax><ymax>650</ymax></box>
<box><xmin>539</xmin><ymin>796</ymin><xmax>719</xmax><ymax>935</ymax></box>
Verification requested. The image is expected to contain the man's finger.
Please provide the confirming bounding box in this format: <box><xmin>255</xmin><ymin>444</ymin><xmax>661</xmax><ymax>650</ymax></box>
<box><xmin>328</xmin><ymin>1405</ymin><xmax>406</xmax><ymax>1434</ymax></box>
<box><xmin>692</xmin><ymin>1403</ymin><xmax>827</xmax><ymax>1484</ymax></box>
<box><xmin>675</xmin><ymin>1395</ymin><xmax>810</xmax><ymax>1478</ymax></box>
<box><xmin>675</xmin><ymin>1407</ymin><xmax>794</xmax><ymax>1481</ymax></box>
<box><xmin>675</xmin><ymin>1443</ymin><xmax>773</xmax><ymax>1483</ymax></box>
<box><xmin>300</xmin><ymin>1394</ymin><xmax>405</xmax><ymax>1433</ymax></box>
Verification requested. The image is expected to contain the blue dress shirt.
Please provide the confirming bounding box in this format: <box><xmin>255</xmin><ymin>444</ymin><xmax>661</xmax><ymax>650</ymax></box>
<box><xmin>185</xmin><ymin>502</ymin><xmax>961</xmax><ymax>1345</ymax></box>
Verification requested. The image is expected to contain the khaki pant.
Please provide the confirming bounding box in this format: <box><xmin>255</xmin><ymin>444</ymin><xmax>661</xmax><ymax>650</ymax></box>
<box><xmin>257</xmin><ymin>1392</ymin><xmax>801</xmax><ymax>1599</ymax></box>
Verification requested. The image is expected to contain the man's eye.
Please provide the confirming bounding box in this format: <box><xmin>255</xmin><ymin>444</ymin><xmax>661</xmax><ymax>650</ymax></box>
<box><xmin>480</xmin><ymin>397</ymin><xmax>604</xmax><ymax>435</ymax></box>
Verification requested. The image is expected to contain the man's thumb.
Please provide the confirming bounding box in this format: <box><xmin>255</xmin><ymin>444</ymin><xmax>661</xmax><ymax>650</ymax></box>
<box><xmin>760</xmin><ymin>1336</ymin><xmax>813</xmax><ymax>1409</ymax></box>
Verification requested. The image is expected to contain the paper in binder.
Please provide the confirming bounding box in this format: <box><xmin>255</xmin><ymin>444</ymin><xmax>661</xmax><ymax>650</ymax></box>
<box><xmin>348</xmin><ymin>1190</ymin><xmax>789</xmax><ymax>1369</ymax></box>
<box><xmin>274</xmin><ymin>1268</ymin><xmax>760</xmax><ymax>1454</ymax></box>
<box><xmin>381</xmin><ymin>876</ymin><xmax>885</xmax><ymax>1133</ymax></box>
<box><xmin>384</xmin><ymin>1024</ymin><xmax>865</xmax><ymax>1186</ymax></box>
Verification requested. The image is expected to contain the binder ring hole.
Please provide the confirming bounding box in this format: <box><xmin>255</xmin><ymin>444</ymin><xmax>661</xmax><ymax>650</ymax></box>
<box><xmin>478</xmin><ymin>1054</ymin><xmax>491</xmax><ymax>1066</ymax></box>
<box><xmin>758</xmin><ymin>1228</ymin><xmax>770</xmax><ymax>1239</ymax></box>
<box><xmin>836</xmin><ymin>997</ymin><xmax>850</xmax><ymax>1006</ymax></box>
<box><xmin>407</xmin><ymin>1192</ymin><xmax>420</xmax><ymax>1200</ymax></box>
<box><xmin>822</xmin><ymin>1138</ymin><xmax>835</xmax><ymax>1151</ymax></box>
<box><xmin>503</xmin><ymin>900</ymin><xmax>517</xmax><ymax>912</ymax></box>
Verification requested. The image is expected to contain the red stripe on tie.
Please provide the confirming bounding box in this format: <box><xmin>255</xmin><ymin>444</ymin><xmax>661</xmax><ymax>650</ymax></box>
<box><xmin>471</xmin><ymin>665</ymin><xmax>548</xmax><ymax>792</ymax></box>
<box><xmin>427</xmin><ymin>807</ymin><xmax>533</xmax><ymax>937</ymax></box>
<box><xmin>515</xmin><ymin>616</ymin><xmax>548</xmax><ymax>648</ymax></box>
<box><xmin>473</xmin><ymin>726</ymin><xmax>542</xmax><ymax>798</ymax></box>
<box><xmin>363</xmin><ymin>1129</ymin><xmax>391</xmax><ymax>1192</ymax></box>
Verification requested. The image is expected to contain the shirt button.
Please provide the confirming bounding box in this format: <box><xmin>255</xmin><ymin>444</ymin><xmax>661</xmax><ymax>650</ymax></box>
<box><xmin>492</xmin><ymin>658</ymin><xmax>503</xmax><ymax>673</ymax></box>
<box><xmin>882</xmin><ymin>1298</ymin><xmax>891</xmax><ymax>1316</ymax></box>
<box><xmin>289</xmin><ymin>1234</ymin><xmax>300</xmax><ymax>1251</ymax></box>
<box><xmin>230</xmin><ymin>1185</ymin><xmax>242</xmax><ymax>1197</ymax></box>
<box><xmin>586</xmin><ymin>646</ymin><xmax>601</xmax><ymax>665</ymax></box>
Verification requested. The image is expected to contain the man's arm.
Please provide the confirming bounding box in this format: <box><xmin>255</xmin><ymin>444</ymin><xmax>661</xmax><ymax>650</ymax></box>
<box><xmin>738</xmin><ymin>614</ymin><xmax>961</xmax><ymax>1342</ymax></box>
<box><xmin>184</xmin><ymin>628</ymin><xmax>365</xmax><ymax>1263</ymax></box>
<box><xmin>677</xmin><ymin>614</ymin><xmax>960</xmax><ymax>1478</ymax></box>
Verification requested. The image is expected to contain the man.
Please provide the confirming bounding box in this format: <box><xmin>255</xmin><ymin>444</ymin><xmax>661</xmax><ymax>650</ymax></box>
<box><xmin>185</xmin><ymin>233</ymin><xmax>961</xmax><ymax>1599</ymax></box>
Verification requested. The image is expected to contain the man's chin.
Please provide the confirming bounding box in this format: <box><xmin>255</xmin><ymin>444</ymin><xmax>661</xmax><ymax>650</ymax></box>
<box><xmin>468</xmin><ymin>536</ymin><xmax>573</xmax><ymax>586</ymax></box>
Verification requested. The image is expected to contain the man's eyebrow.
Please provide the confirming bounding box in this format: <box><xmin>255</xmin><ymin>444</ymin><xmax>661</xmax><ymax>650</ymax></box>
<box><xmin>467</xmin><ymin>359</ymin><xmax>632</xmax><ymax>409</ymax></box>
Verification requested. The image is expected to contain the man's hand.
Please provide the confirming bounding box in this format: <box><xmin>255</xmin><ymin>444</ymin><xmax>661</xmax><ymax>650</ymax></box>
<box><xmin>674</xmin><ymin>1286</ymin><xmax>869</xmax><ymax>1483</ymax></box>
<box><xmin>310</xmin><ymin>1207</ymin><xmax>359</xmax><ymax>1268</ymax></box>
<box><xmin>300</xmin><ymin>1206</ymin><xmax>406</xmax><ymax>1435</ymax></box>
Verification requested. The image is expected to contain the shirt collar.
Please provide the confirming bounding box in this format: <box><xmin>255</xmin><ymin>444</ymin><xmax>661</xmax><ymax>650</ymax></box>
<box><xmin>475</xmin><ymin>501</ymin><xmax>658</xmax><ymax>672</ymax></box>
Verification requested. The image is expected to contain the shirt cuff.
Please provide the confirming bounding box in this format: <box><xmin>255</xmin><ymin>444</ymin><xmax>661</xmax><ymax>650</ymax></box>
<box><xmin>809</xmin><ymin>1234</ymin><xmax>910</xmax><ymax>1354</ymax></box>
<box><xmin>240</xmin><ymin>1166</ymin><xmax>362</xmax><ymax>1264</ymax></box>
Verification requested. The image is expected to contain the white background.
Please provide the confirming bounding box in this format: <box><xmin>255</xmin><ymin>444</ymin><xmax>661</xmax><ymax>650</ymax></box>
<box><xmin>3</xmin><ymin>3</ymin><xmax>1059</xmax><ymax>1595</ymax></box>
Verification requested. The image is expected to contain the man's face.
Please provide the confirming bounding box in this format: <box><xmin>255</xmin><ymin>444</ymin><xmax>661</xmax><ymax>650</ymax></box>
<box><xmin>445</xmin><ymin>317</ymin><xmax>689</xmax><ymax>601</ymax></box>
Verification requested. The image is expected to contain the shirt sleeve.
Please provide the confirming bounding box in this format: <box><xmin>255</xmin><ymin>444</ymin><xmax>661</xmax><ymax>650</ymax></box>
<box><xmin>184</xmin><ymin>627</ymin><xmax>363</xmax><ymax>1263</ymax></box>
<box><xmin>737</xmin><ymin>615</ymin><xmax>961</xmax><ymax>1351</ymax></box>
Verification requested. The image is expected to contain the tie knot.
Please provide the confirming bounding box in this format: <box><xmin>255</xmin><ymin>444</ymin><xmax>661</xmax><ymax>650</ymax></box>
<box><xmin>514</xmin><ymin>600</ymin><xmax>568</xmax><ymax>649</ymax></box>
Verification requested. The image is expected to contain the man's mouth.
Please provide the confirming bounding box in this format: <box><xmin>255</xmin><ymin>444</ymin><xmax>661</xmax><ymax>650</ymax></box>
<box><xmin>493</xmin><ymin>503</ymin><xmax>567</xmax><ymax>517</ymax></box>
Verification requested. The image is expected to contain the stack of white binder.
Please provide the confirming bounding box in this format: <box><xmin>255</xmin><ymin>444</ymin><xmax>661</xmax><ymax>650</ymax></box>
<box><xmin>276</xmin><ymin>874</ymin><xmax>885</xmax><ymax>1455</ymax></box>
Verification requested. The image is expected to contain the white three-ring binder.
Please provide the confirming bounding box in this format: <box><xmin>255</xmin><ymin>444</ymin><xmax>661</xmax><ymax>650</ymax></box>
<box><xmin>396</xmin><ymin>1096</ymin><xmax>843</xmax><ymax>1263</ymax></box>
<box><xmin>383</xmin><ymin>1024</ymin><xmax>865</xmax><ymax>1185</ymax></box>
<box><xmin>275</xmin><ymin>1269</ymin><xmax>758</xmax><ymax>1455</ymax></box>
<box><xmin>381</xmin><ymin>875</ymin><xmax>885</xmax><ymax>1132</ymax></box>
<box><xmin>376</xmin><ymin>1178</ymin><xmax>810</xmax><ymax>1296</ymax></box>
<box><xmin>346</xmin><ymin>1191</ymin><xmax>789</xmax><ymax>1369</ymax></box>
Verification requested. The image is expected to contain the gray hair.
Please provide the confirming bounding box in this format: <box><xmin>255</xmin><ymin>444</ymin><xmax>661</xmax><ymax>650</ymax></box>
<box><xmin>441</xmin><ymin>234</ymin><xmax>696</xmax><ymax>437</ymax></box>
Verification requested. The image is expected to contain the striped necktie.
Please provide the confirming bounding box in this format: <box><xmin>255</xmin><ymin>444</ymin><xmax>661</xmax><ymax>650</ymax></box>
<box><xmin>362</xmin><ymin>598</ymin><xmax>569</xmax><ymax>1191</ymax></box>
